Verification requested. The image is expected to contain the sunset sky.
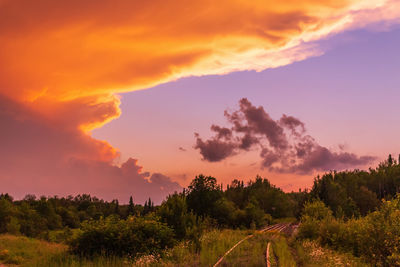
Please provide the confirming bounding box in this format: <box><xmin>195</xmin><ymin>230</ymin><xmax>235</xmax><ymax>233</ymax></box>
<box><xmin>1</xmin><ymin>0</ymin><xmax>400</xmax><ymax>203</ymax></box>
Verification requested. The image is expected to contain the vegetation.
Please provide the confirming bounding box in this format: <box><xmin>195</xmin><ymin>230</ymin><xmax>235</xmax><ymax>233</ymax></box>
<box><xmin>271</xmin><ymin>236</ymin><xmax>297</xmax><ymax>267</ymax></box>
<box><xmin>297</xmin><ymin>196</ymin><xmax>400</xmax><ymax>266</ymax></box>
<box><xmin>1</xmin><ymin>155</ymin><xmax>400</xmax><ymax>266</ymax></box>
<box><xmin>298</xmin><ymin>240</ymin><xmax>369</xmax><ymax>267</ymax></box>
<box><xmin>222</xmin><ymin>231</ymin><xmax>270</xmax><ymax>266</ymax></box>
<box><xmin>309</xmin><ymin>154</ymin><xmax>400</xmax><ymax>218</ymax></box>
<box><xmin>69</xmin><ymin>216</ymin><xmax>175</xmax><ymax>258</ymax></box>
<box><xmin>0</xmin><ymin>193</ymin><xmax>144</xmax><ymax>239</ymax></box>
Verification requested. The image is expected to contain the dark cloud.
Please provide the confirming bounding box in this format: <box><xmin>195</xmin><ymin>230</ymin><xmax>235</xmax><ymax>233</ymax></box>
<box><xmin>194</xmin><ymin>98</ymin><xmax>376</xmax><ymax>174</ymax></box>
<box><xmin>194</xmin><ymin>133</ymin><xmax>236</xmax><ymax>162</ymax></box>
<box><xmin>210</xmin><ymin>125</ymin><xmax>232</xmax><ymax>140</ymax></box>
<box><xmin>279</xmin><ymin>114</ymin><xmax>305</xmax><ymax>136</ymax></box>
<box><xmin>225</xmin><ymin>98</ymin><xmax>289</xmax><ymax>150</ymax></box>
<box><xmin>178</xmin><ymin>147</ymin><xmax>187</xmax><ymax>152</ymax></box>
<box><xmin>272</xmin><ymin>145</ymin><xmax>376</xmax><ymax>175</ymax></box>
<box><xmin>0</xmin><ymin>95</ymin><xmax>181</xmax><ymax>204</ymax></box>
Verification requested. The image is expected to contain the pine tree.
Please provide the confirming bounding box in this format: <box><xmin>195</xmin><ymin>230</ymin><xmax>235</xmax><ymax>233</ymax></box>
<box><xmin>388</xmin><ymin>154</ymin><xmax>393</xmax><ymax>166</ymax></box>
<box><xmin>128</xmin><ymin>196</ymin><xmax>134</xmax><ymax>215</ymax></box>
<box><xmin>143</xmin><ymin>198</ymin><xmax>152</xmax><ymax>215</ymax></box>
<box><xmin>114</xmin><ymin>199</ymin><xmax>119</xmax><ymax>215</ymax></box>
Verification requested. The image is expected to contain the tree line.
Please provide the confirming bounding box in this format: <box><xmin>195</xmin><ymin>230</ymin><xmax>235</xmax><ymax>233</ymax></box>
<box><xmin>1</xmin><ymin>155</ymin><xmax>400</xmax><ymax>261</ymax></box>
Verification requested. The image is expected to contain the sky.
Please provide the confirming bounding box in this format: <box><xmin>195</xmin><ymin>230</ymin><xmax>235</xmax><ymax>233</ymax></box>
<box><xmin>1</xmin><ymin>0</ymin><xmax>400</xmax><ymax>203</ymax></box>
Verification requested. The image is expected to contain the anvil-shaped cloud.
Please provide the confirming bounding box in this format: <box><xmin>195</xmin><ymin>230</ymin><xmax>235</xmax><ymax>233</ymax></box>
<box><xmin>0</xmin><ymin>0</ymin><xmax>399</xmax><ymax>201</ymax></box>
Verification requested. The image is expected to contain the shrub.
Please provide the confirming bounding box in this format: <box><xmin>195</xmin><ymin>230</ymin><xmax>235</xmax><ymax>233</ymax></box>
<box><xmin>299</xmin><ymin>196</ymin><xmax>400</xmax><ymax>267</ymax></box>
<box><xmin>297</xmin><ymin>217</ymin><xmax>320</xmax><ymax>240</ymax></box>
<box><xmin>298</xmin><ymin>200</ymin><xmax>333</xmax><ymax>240</ymax></box>
<box><xmin>301</xmin><ymin>199</ymin><xmax>333</xmax><ymax>221</ymax></box>
<box><xmin>157</xmin><ymin>193</ymin><xmax>198</xmax><ymax>240</ymax></box>
<box><xmin>69</xmin><ymin>216</ymin><xmax>175</xmax><ymax>258</ymax></box>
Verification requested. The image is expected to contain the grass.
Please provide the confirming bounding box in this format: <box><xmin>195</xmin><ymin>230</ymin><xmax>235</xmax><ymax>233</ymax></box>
<box><xmin>295</xmin><ymin>239</ymin><xmax>370</xmax><ymax>267</ymax></box>
<box><xmin>0</xmin><ymin>234</ymin><xmax>66</xmax><ymax>266</ymax></box>
<box><xmin>0</xmin><ymin>229</ymin><xmax>251</xmax><ymax>267</ymax></box>
<box><xmin>2</xmin><ymin>229</ymin><xmax>370</xmax><ymax>267</ymax></box>
<box><xmin>160</xmin><ymin>228</ymin><xmax>251</xmax><ymax>266</ymax></box>
<box><xmin>38</xmin><ymin>255</ymin><xmax>131</xmax><ymax>267</ymax></box>
<box><xmin>0</xmin><ymin>234</ymin><xmax>131</xmax><ymax>267</ymax></box>
<box><xmin>268</xmin><ymin>242</ymin><xmax>277</xmax><ymax>267</ymax></box>
<box><xmin>271</xmin><ymin>236</ymin><xmax>296</xmax><ymax>267</ymax></box>
<box><xmin>222</xmin><ymin>231</ymin><xmax>270</xmax><ymax>266</ymax></box>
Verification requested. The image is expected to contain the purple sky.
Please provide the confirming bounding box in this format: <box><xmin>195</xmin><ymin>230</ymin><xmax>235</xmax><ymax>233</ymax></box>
<box><xmin>93</xmin><ymin>26</ymin><xmax>400</xmax><ymax>190</ymax></box>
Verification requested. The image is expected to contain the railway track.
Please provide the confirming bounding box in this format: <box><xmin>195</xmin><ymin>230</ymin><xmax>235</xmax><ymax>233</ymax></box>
<box><xmin>213</xmin><ymin>223</ymin><xmax>290</xmax><ymax>267</ymax></box>
<box><xmin>265</xmin><ymin>224</ymin><xmax>289</xmax><ymax>267</ymax></box>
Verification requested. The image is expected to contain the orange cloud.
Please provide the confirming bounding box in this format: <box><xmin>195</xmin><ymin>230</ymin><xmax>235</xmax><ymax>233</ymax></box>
<box><xmin>0</xmin><ymin>0</ymin><xmax>398</xmax><ymax>102</ymax></box>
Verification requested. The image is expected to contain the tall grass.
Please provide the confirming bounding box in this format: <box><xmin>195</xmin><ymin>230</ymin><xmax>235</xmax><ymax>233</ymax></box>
<box><xmin>222</xmin><ymin>231</ymin><xmax>270</xmax><ymax>267</ymax></box>
<box><xmin>271</xmin><ymin>236</ymin><xmax>296</xmax><ymax>267</ymax></box>
<box><xmin>0</xmin><ymin>234</ymin><xmax>132</xmax><ymax>267</ymax></box>
<box><xmin>0</xmin><ymin>234</ymin><xmax>65</xmax><ymax>266</ymax></box>
<box><xmin>0</xmin><ymin>230</ymin><xmax>251</xmax><ymax>267</ymax></box>
<box><xmin>37</xmin><ymin>254</ymin><xmax>131</xmax><ymax>267</ymax></box>
<box><xmin>160</xmin><ymin>229</ymin><xmax>250</xmax><ymax>266</ymax></box>
<box><xmin>299</xmin><ymin>240</ymin><xmax>370</xmax><ymax>267</ymax></box>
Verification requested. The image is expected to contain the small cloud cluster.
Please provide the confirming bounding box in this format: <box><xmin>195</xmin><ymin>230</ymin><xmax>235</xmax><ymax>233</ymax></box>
<box><xmin>195</xmin><ymin>98</ymin><xmax>376</xmax><ymax>174</ymax></box>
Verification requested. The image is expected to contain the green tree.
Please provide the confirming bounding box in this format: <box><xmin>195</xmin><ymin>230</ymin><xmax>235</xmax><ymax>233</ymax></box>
<box><xmin>158</xmin><ymin>193</ymin><xmax>197</xmax><ymax>239</ymax></box>
<box><xmin>128</xmin><ymin>196</ymin><xmax>135</xmax><ymax>215</ymax></box>
<box><xmin>0</xmin><ymin>198</ymin><xmax>13</xmax><ymax>233</ymax></box>
<box><xmin>114</xmin><ymin>199</ymin><xmax>120</xmax><ymax>216</ymax></box>
<box><xmin>186</xmin><ymin>174</ymin><xmax>222</xmax><ymax>217</ymax></box>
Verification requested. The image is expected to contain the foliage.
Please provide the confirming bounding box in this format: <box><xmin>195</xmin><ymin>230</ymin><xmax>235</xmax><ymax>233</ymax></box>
<box><xmin>297</xmin><ymin>200</ymin><xmax>333</xmax><ymax>240</ymax></box>
<box><xmin>157</xmin><ymin>193</ymin><xmax>198</xmax><ymax>240</ymax></box>
<box><xmin>299</xmin><ymin>239</ymin><xmax>369</xmax><ymax>267</ymax></box>
<box><xmin>298</xmin><ymin>196</ymin><xmax>400</xmax><ymax>267</ymax></box>
<box><xmin>222</xmin><ymin>231</ymin><xmax>271</xmax><ymax>266</ymax></box>
<box><xmin>2</xmin><ymin>155</ymin><xmax>400</xmax><ymax>263</ymax></box>
<box><xmin>310</xmin><ymin>154</ymin><xmax>400</xmax><ymax>218</ymax></box>
<box><xmin>69</xmin><ymin>215</ymin><xmax>175</xmax><ymax>258</ymax></box>
<box><xmin>186</xmin><ymin>174</ymin><xmax>223</xmax><ymax>218</ymax></box>
<box><xmin>0</xmin><ymin>234</ymin><xmax>66</xmax><ymax>266</ymax></box>
<box><xmin>0</xmin><ymin>193</ymin><xmax>143</xmax><ymax>239</ymax></box>
<box><xmin>272</xmin><ymin>236</ymin><xmax>297</xmax><ymax>267</ymax></box>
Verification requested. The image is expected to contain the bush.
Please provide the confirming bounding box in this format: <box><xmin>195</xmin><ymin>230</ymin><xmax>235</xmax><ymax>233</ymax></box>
<box><xmin>298</xmin><ymin>196</ymin><xmax>400</xmax><ymax>267</ymax></box>
<box><xmin>298</xmin><ymin>200</ymin><xmax>333</xmax><ymax>240</ymax></box>
<box><xmin>157</xmin><ymin>193</ymin><xmax>198</xmax><ymax>240</ymax></box>
<box><xmin>301</xmin><ymin>199</ymin><xmax>333</xmax><ymax>221</ymax></box>
<box><xmin>69</xmin><ymin>216</ymin><xmax>175</xmax><ymax>258</ymax></box>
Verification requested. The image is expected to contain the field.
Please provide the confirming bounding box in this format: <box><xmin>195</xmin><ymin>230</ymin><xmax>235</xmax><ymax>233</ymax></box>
<box><xmin>0</xmin><ymin>227</ymin><xmax>372</xmax><ymax>267</ymax></box>
<box><xmin>0</xmin><ymin>234</ymin><xmax>129</xmax><ymax>267</ymax></box>
<box><xmin>0</xmin><ymin>230</ymin><xmax>251</xmax><ymax>267</ymax></box>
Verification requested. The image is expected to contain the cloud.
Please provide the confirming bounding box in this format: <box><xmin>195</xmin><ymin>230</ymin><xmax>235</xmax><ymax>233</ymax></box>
<box><xmin>194</xmin><ymin>98</ymin><xmax>376</xmax><ymax>174</ymax></box>
<box><xmin>0</xmin><ymin>95</ymin><xmax>181</xmax><ymax>203</ymax></box>
<box><xmin>0</xmin><ymin>0</ymin><xmax>399</xmax><ymax>102</ymax></box>
<box><xmin>194</xmin><ymin>133</ymin><xmax>237</xmax><ymax>162</ymax></box>
<box><xmin>0</xmin><ymin>0</ymin><xmax>397</xmax><ymax>199</ymax></box>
